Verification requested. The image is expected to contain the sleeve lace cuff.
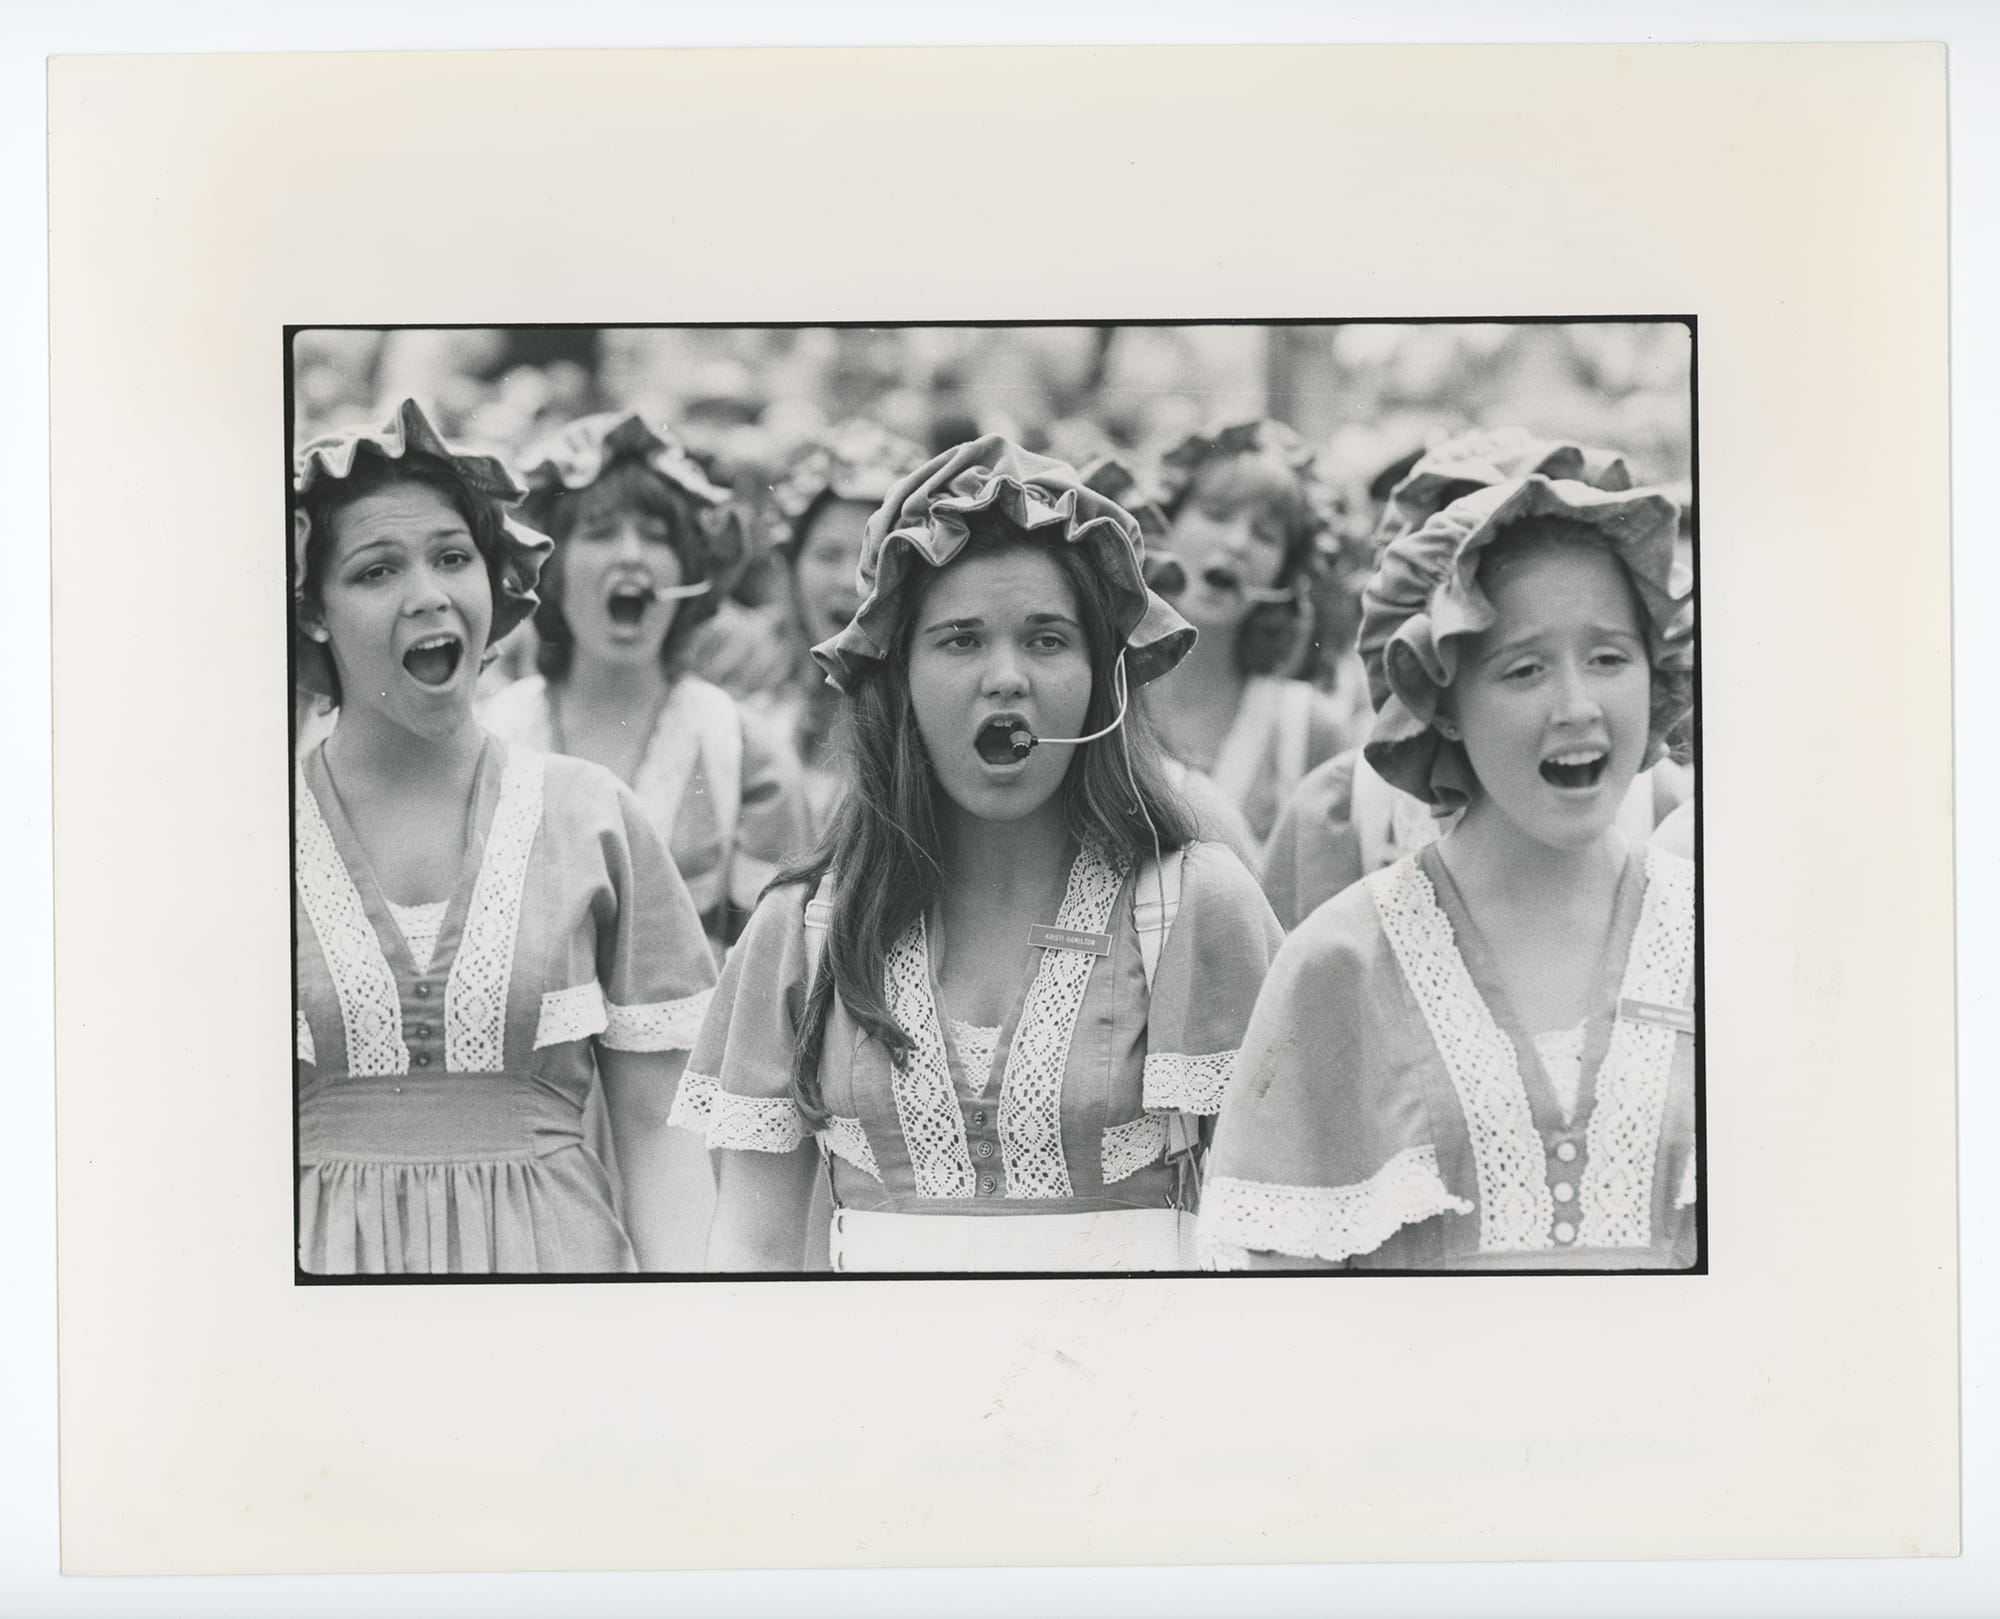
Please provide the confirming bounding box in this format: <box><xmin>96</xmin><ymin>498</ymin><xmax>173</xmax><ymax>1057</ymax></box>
<box><xmin>1101</xmin><ymin>1110</ymin><xmax>1170</xmax><ymax>1185</ymax></box>
<box><xmin>668</xmin><ymin>1069</ymin><xmax>809</xmax><ymax>1153</ymax></box>
<box><xmin>1142</xmin><ymin>1049</ymin><xmax>1235</xmax><ymax>1115</ymax></box>
<box><xmin>1197</xmin><ymin>1146</ymin><xmax>1474</xmax><ymax>1268</ymax></box>
<box><xmin>817</xmin><ymin>1114</ymin><xmax>882</xmax><ymax>1181</ymax></box>
<box><xmin>602</xmin><ymin>987</ymin><xmax>713</xmax><ymax>1052</ymax></box>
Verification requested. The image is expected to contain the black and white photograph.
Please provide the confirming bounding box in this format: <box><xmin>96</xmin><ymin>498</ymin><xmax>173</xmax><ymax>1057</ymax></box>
<box><xmin>289</xmin><ymin>319</ymin><xmax>1699</xmax><ymax>1278</ymax></box>
<box><xmin>41</xmin><ymin>30</ymin><xmax>1964</xmax><ymax>1594</ymax></box>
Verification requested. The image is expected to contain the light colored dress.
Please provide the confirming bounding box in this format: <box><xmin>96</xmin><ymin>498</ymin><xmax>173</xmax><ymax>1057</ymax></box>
<box><xmin>480</xmin><ymin>672</ymin><xmax>812</xmax><ymax>939</ymax></box>
<box><xmin>673</xmin><ymin>840</ymin><xmax>1285</xmax><ymax>1271</ymax></box>
<box><xmin>1201</xmin><ymin>843</ymin><xmax>1698</xmax><ymax>1271</ymax></box>
<box><xmin>294</xmin><ymin>739</ymin><xmax>717</xmax><ymax>1274</ymax></box>
<box><xmin>1172</xmin><ymin>674</ymin><xmax>1353</xmax><ymax>850</ymax></box>
<box><xmin>1259</xmin><ymin>749</ymin><xmax>1693</xmax><ymax>930</ymax></box>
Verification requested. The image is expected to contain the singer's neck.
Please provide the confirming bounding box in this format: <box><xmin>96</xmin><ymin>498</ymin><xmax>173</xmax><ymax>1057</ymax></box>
<box><xmin>939</xmin><ymin>795</ymin><xmax>1074</xmax><ymax>910</ymax></box>
<box><xmin>561</xmin><ymin>650</ymin><xmax>674</xmax><ymax>715</ymax></box>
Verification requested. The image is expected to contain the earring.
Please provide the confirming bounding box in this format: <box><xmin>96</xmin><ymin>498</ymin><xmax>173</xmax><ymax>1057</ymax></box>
<box><xmin>306</xmin><ymin>626</ymin><xmax>330</xmax><ymax>643</ymax></box>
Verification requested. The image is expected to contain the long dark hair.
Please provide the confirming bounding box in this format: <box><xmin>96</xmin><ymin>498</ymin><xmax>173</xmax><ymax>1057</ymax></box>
<box><xmin>294</xmin><ymin>452</ymin><xmax>514</xmax><ymax>709</ymax></box>
<box><xmin>779</xmin><ymin>514</ymin><xmax>1198</xmax><ymax>1125</ymax></box>
<box><xmin>529</xmin><ymin>460</ymin><xmax>720</xmax><ymax>682</ymax></box>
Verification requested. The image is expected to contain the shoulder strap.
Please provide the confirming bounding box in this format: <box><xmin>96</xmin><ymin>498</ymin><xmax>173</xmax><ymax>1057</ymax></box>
<box><xmin>1133</xmin><ymin>846</ymin><xmax>1186</xmax><ymax>992</ymax></box>
<box><xmin>802</xmin><ymin>872</ymin><xmax>836</xmax><ymax>986</ymax></box>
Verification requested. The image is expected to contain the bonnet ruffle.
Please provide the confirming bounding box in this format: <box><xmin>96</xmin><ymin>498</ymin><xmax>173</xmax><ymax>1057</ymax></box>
<box><xmin>1376</xmin><ymin>425</ymin><xmax>1636</xmax><ymax>546</ymax></box>
<box><xmin>769</xmin><ymin>419</ymin><xmax>927</xmax><ymax>548</ymax></box>
<box><xmin>516</xmin><ymin>410</ymin><xmax>746</xmax><ymax>584</ymax></box>
<box><xmin>291</xmin><ymin>397</ymin><xmax>551</xmax><ymax>700</ymax></box>
<box><xmin>1357</xmin><ymin>474</ymin><xmax>1692</xmax><ymax>810</ymax></box>
<box><xmin>810</xmin><ymin>434</ymin><xmax>1196</xmax><ymax>694</ymax></box>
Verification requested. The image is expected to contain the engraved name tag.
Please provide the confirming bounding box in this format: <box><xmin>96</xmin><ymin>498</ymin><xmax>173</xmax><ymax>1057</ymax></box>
<box><xmin>1028</xmin><ymin>924</ymin><xmax>1112</xmax><ymax>956</ymax></box>
<box><xmin>1619</xmin><ymin>997</ymin><xmax>1696</xmax><ymax>1034</ymax></box>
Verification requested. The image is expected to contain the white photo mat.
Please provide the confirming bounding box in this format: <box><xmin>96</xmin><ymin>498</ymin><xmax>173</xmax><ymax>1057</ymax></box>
<box><xmin>47</xmin><ymin>43</ymin><xmax>1953</xmax><ymax>1573</ymax></box>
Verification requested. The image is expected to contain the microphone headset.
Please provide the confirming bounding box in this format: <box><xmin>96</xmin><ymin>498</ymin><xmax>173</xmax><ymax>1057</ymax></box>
<box><xmin>1004</xmin><ymin>652</ymin><xmax>1130</xmax><ymax>757</ymax></box>
<box><xmin>648</xmin><ymin>580</ymin><xmax>715</xmax><ymax>602</ymax></box>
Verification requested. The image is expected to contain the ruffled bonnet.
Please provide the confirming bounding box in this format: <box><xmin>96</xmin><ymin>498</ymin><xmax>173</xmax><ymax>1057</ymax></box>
<box><xmin>1376</xmin><ymin>425</ymin><xmax>1635</xmax><ymax>545</ymax></box>
<box><xmin>516</xmin><ymin>410</ymin><xmax>746</xmax><ymax>585</ymax></box>
<box><xmin>1157</xmin><ymin>417</ymin><xmax>1337</xmax><ymax>549</ymax></box>
<box><xmin>1358</xmin><ymin>474</ymin><xmax>1692</xmax><ymax>810</ymax></box>
<box><xmin>809</xmin><ymin>434</ymin><xmax>1196</xmax><ymax>694</ymax></box>
<box><xmin>290</xmin><ymin>397</ymin><xmax>551</xmax><ymax>700</ymax></box>
<box><xmin>768</xmin><ymin>419</ymin><xmax>927</xmax><ymax>549</ymax></box>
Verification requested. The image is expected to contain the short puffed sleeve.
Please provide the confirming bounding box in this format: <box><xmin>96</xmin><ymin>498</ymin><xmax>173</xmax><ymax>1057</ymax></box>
<box><xmin>1139</xmin><ymin>840</ymin><xmax>1286</xmax><ymax>1118</ymax></box>
<box><xmin>593</xmin><ymin>775</ymin><xmax>718</xmax><ymax>1052</ymax></box>
<box><xmin>668</xmin><ymin>880</ymin><xmax>816</xmax><ymax>1154</ymax></box>
<box><xmin>727</xmin><ymin>699</ymin><xmax>814</xmax><ymax>912</ymax></box>
<box><xmin>1259</xmin><ymin>751</ymin><xmax>1365</xmax><ymax>930</ymax></box>
<box><xmin>1198</xmin><ymin>879</ymin><xmax>1474</xmax><ymax>1268</ymax></box>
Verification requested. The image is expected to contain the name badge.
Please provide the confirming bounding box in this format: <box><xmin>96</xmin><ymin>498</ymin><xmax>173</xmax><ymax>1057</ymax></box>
<box><xmin>1028</xmin><ymin>924</ymin><xmax>1112</xmax><ymax>957</ymax></box>
<box><xmin>1619</xmin><ymin>997</ymin><xmax>1696</xmax><ymax>1035</ymax></box>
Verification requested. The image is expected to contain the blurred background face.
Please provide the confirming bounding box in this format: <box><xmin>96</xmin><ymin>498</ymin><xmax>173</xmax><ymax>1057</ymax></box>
<box><xmin>1166</xmin><ymin>454</ymin><xmax>1295</xmax><ymax>633</ymax></box>
<box><xmin>793</xmin><ymin>498</ymin><xmax>873</xmax><ymax>643</ymax></box>
<box><xmin>1449</xmin><ymin>539</ymin><xmax>1653</xmax><ymax>853</ymax></box>
<box><xmin>557</xmin><ymin>501</ymin><xmax>687</xmax><ymax>671</ymax></box>
<box><xmin>906</xmin><ymin>547</ymin><xmax>1093</xmax><ymax>826</ymax></box>
<box><xmin>313</xmin><ymin>481</ymin><xmax>493</xmax><ymax>740</ymax></box>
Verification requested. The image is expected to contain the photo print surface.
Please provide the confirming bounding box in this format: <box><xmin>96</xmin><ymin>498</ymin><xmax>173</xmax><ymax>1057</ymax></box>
<box><xmin>287</xmin><ymin>319</ymin><xmax>1700</xmax><ymax>1282</ymax></box>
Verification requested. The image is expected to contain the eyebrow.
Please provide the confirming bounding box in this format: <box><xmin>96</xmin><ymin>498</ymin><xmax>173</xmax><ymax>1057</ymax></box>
<box><xmin>339</xmin><ymin>527</ymin><xmax>467</xmax><ymax>559</ymax></box>
<box><xmin>921</xmin><ymin>611</ymin><xmax>1082</xmax><ymax>635</ymax></box>
<box><xmin>1481</xmin><ymin>623</ymin><xmax>1645</xmax><ymax>662</ymax></box>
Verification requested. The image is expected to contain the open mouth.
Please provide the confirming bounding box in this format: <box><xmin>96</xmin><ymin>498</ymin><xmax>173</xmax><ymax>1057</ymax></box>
<box><xmin>974</xmin><ymin>714</ymin><xmax>1034</xmax><ymax>767</ymax></box>
<box><xmin>1540</xmin><ymin>748</ymin><xmax>1609</xmax><ymax>790</ymax></box>
<box><xmin>606</xmin><ymin>583</ymin><xmax>653</xmax><ymax>627</ymax></box>
<box><xmin>1200</xmin><ymin>563</ymin><xmax>1242</xmax><ymax>593</ymax></box>
<box><xmin>402</xmin><ymin>633</ymin><xmax>464</xmax><ymax>688</ymax></box>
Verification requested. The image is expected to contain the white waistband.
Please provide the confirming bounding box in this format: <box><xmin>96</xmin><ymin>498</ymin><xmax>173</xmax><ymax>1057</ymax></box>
<box><xmin>829</xmin><ymin>1207</ymin><xmax>1194</xmax><ymax>1273</ymax></box>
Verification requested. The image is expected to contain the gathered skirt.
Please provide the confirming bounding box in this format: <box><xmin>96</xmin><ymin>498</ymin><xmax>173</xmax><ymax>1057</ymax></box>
<box><xmin>298</xmin><ymin>1070</ymin><xmax>635</xmax><ymax>1276</ymax></box>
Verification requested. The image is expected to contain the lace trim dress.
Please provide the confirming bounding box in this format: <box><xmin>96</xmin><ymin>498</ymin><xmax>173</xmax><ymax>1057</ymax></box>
<box><xmin>480</xmin><ymin>672</ymin><xmax>812</xmax><ymax>938</ymax></box>
<box><xmin>1201</xmin><ymin>843</ymin><xmax>1698</xmax><ymax>1271</ymax></box>
<box><xmin>294</xmin><ymin>739</ymin><xmax>717</xmax><ymax>1275</ymax></box>
<box><xmin>672</xmin><ymin>841</ymin><xmax>1284</xmax><ymax>1269</ymax></box>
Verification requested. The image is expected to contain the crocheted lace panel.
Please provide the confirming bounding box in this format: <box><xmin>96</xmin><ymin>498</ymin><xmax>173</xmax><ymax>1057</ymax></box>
<box><xmin>945</xmin><ymin>1018</ymin><xmax>1001</xmax><ymax>1095</ymax></box>
<box><xmin>387</xmin><ymin>900</ymin><xmax>448</xmax><ymax>974</ymax></box>
<box><xmin>1579</xmin><ymin>849</ymin><xmax>1695</xmax><ymax>1247</ymax></box>
<box><xmin>996</xmin><ymin>844</ymin><xmax>1125</xmax><ymax>1200</ymax></box>
<box><xmin>533</xmin><ymin>981</ymin><xmax>608</xmax><ymax>1049</ymax></box>
<box><xmin>444</xmin><ymin>753</ymin><xmax>543</xmax><ymax>1074</ymax></box>
<box><xmin>883</xmin><ymin>916</ymin><xmax>978</xmax><ymax>1198</ymax></box>
<box><xmin>820</xmin><ymin>1114</ymin><xmax>882</xmax><ymax>1181</ymax></box>
<box><xmin>294</xmin><ymin>770</ymin><xmax>408</xmax><ymax>1076</ymax></box>
<box><xmin>1101</xmin><ymin>1110</ymin><xmax>1170</xmax><ymax>1185</ymax></box>
<box><xmin>1141</xmin><ymin>1049</ymin><xmax>1235</xmax><ymax>1115</ymax></box>
<box><xmin>1368</xmin><ymin>858</ymin><xmax>1554</xmax><ymax>1251</ymax></box>
<box><xmin>603</xmin><ymin>988</ymin><xmax>713</xmax><ymax>1053</ymax></box>
<box><xmin>1198</xmin><ymin>1146</ymin><xmax>1474</xmax><ymax>1268</ymax></box>
<box><xmin>667</xmin><ymin>1069</ymin><xmax>806</xmax><ymax>1153</ymax></box>
<box><xmin>1367</xmin><ymin>850</ymin><xmax>1696</xmax><ymax>1254</ymax></box>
